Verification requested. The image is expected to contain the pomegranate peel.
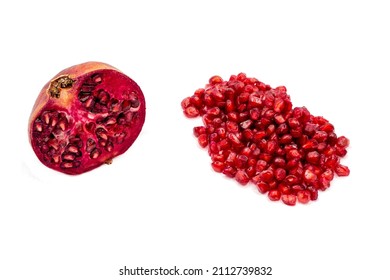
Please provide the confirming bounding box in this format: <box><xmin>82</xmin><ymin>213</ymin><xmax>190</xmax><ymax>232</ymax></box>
<box><xmin>29</xmin><ymin>61</ymin><xmax>146</xmax><ymax>175</ymax></box>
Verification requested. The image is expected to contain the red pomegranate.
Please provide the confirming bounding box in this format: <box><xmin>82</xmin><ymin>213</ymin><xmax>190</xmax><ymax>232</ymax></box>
<box><xmin>28</xmin><ymin>62</ymin><xmax>146</xmax><ymax>175</ymax></box>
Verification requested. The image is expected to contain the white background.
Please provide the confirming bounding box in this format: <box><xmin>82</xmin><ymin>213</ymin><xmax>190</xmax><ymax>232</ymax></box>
<box><xmin>0</xmin><ymin>1</ymin><xmax>389</xmax><ymax>279</ymax></box>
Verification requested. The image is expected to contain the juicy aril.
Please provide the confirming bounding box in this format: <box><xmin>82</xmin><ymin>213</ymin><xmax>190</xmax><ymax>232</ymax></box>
<box><xmin>28</xmin><ymin>62</ymin><xmax>146</xmax><ymax>175</ymax></box>
<box><xmin>181</xmin><ymin>73</ymin><xmax>350</xmax><ymax>205</ymax></box>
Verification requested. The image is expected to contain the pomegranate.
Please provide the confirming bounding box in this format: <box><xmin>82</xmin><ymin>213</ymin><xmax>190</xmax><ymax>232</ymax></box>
<box><xmin>28</xmin><ymin>62</ymin><xmax>146</xmax><ymax>175</ymax></box>
<box><xmin>181</xmin><ymin>73</ymin><xmax>350</xmax><ymax>205</ymax></box>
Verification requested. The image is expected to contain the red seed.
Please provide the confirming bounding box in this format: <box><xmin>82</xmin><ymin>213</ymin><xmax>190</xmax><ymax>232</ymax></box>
<box><xmin>274</xmin><ymin>168</ymin><xmax>287</xmax><ymax>181</ymax></box>
<box><xmin>303</xmin><ymin>169</ymin><xmax>317</xmax><ymax>183</ymax></box>
<box><xmin>227</xmin><ymin>132</ymin><xmax>242</xmax><ymax>146</ymax></box>
<box><xmin>307</xmin><ymin>186</ymin><xmax>318</xmax><ymax>201</ymax></box>
<box><xmin>222</xmin><ymin>166</ymin><xmax>237</xmax><ymax>178</ymax></box>
<box><xmin>184</xmin><ymin>106</ymin><xmax>200</xmax><ymax>118</ymax></box>
<box><xmin>281</xmin><ymin>194</ymin><xmax>297</xmax><ymax>206</ymax></box>
<box><xmin>198</xmin><ymin>134</ymin><xmax>208</xmax><ymax>148</ymax></box>
<box><xmin>278</xmin><ymin>182</ymin><xmax>291</xmax><ymax>194</ymax></box>
<box><xmin>256</xmin><ymin>181</ymin><xmax>270</xmax><ymax>194</ymax></box>
<box><xmin>285</xmin><ymin>175</ymin><xmax>299</xmax><ymax>185</ymax></box>
<box><xmin>209</xmin><ymin>75</ymin><xmax>223</xmax><ymax>85</ymax></box>
<box><xmin>193</xmin><ymin>126</ymin><xmax>206</xmax><ymax>137</ymax></box>
<box><xmin>246</xmin><ymin>166</ymin><xmax>256</xmax><ymax>178</ymax></box>
<box><xmin>297</xmin><ymin>190</ymin><xmax>310</xmax><ymax>204</ymax></box>
<box><xmin>268</xmin><ymin>189</ymin><xmax>281</xmax><ymax>201</ymax></box>
<box><xmin>306</xmin><ymin>151</ymin><xmax>320</xmax><ymax>164</ymax></box>
<box><xmin>335</xmin><ymin>164</ymin><xmax>350</xmax><ymax>176</ymax></box>
<box><xmin>287</xmin><ymin>117</ymin><xmax>300</xmax><ymax>128</ymax></box>
<box><xmin>180</xmin><ymin>73</ymin><xmax>350</xmax><ymax>205</ymax></box>
<box><xmin>207</xmin><ymin>107</ymin><xmax>221</xmax><ymax>116</ymax></box>
<box><xmin>190</xmin><ymin>96</ymin><xmax>202</xmax><ymax>108</ymax></box>
<box><xmin>234</xmin><ymin>154</ymin><xmax>248</xmax><ymax>169</ymax></box>
<box><xmin>336</xmin><ymin>136</ymin><xmax>350</xmax><ymax>148</ymax></box>
<box><xmin>235</xmin><ymin>170</ymin><xmax>250</xmax><ymax>185</ymax></box>
<box><xmin>181</xmin><ymin>97</ymin><xmax>191</xmax><ymax>109</ymax></box>
<box><xmin>211</xmin><ymin>161</ymin><xmax>225</xmax><ymax>173</ymax></box>
<box><xmin>260</xmin><ymin>169</ymin><xmax>274</xmax><ymax>183</ymax></box>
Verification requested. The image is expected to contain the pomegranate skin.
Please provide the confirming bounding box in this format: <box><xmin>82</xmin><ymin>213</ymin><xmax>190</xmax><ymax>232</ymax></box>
<box><xmin>28</xmin><ymin>62</ymin><xmax>146</xmax><ymax>175</ymax></box>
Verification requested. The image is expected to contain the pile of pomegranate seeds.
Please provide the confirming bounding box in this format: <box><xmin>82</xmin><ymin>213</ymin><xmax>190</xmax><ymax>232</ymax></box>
<box><xmin>181</xmin><ymin>73</ymin><xmax>350</xmax><ymax>206</ymax></box>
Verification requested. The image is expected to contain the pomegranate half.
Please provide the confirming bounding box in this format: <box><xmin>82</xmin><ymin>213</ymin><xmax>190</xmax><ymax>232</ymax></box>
<box><xmin>28</xmin><ymin>62</ymin><xmax>146</xmax><ymax>175</ymax></box>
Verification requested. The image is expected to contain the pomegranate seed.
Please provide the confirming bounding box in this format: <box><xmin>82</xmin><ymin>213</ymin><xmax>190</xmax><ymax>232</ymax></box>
<box><xmin>278</xmin><ymin>182</ymin><xmax>291</xmax><ymax>194</ymax></box>
<box><xmin>223</xmin><ymin>166</ymin><xmax>237</xmax><ymax>178</ymax></box>
<box><xmin>181</xmin><ymin>73</ymin><xmax>350</xmax><ymax>205</ymax></box>
<box><xmin>256</xmin><ymin>160</ymin><xmax>268</xmax><ymax>172</ymax></box>
<box><xmin>285</xmin><ymin>175</ymin><xmax>299</xmax><ymax>185</ymax></box>
<box><xmin>211</xmin><ymin>161</ymin><xmax>225</xmax><ymax>173</ymax></box>
<box><xmin>335</xmin><ymin>164</ymin><xmax>350</xmax><ymax>176</ymax></box>
<box><xmin>207</xmin><ymin>107</ymin><xmax>221</xmax><ymax>116</ymax></box>
<box><xmin>190</xmin><ymin>96</ymin><xmax>202</xmax><ymax>108</ymax></box>
<box><xmin>266</xmin><ymin>140</ymin><xmax>277</xmax><ymax>154</ymax></box>
<box><xmin>181</xmin><ymin>97</ymin><xmax>191</xmax><ymax>109</ymax></box>
<box><xmin>227</xmin><ymin>132</ymin><xmax>242</xmax><ymax>146</ymax></box>
<box><xmin>335</xmin><ymin>146</ymin><xmax>347</xmax><ymax>157</ymax></box>
<box><xmin>307</xmin><ymin>186</ymin><xmax>318</xmax><ymax>201</ymax></box>
<box><xmin>248</xmin><ymin>95</ymin><xmax>262</xmax><ymax>108</ymax></box>
<box><xmin>274</xmin><ymin>98</ymin><xmax>284</xmax><ymax>112</ymax></box>
<box><xmin>260</xmin><ymin>169</ymin><xmax>274</xmax><ymax>183</ymax></box>
<box><xmin>336</xmin><ymin>136</ymin><xmax>350</xmax><ymax>148</ymax></box>
<box><xmin>274</xmin><ymin>168</ymin><xmax>287</xmax><ymax>181</ymax></box>
<box><xmin>184</xmin><ymin>106</ymin><xmax>200</xmax><ymax>118</ymax></box>
<box><xmin>286</xmin><ymin>158</ymin><xmax>299</xmax><ymax>170</ymax></box>
<box><xmin>273</xmin><ymin>157</ymin><xmax>286</xmax><ymax>167</ymax></box>
<box><xmin>297</xmin><ymin>190</ymin><xmax>310</xmax><ymax>204</ymax></box>
<box><xmin>256</xmin><ymin>181</ymin><xmax>270</xmax><ymax>194</ymax></box>
<box><xmin>320</xmin><ymin>123</ymin><xmax>334</xmax><ymax>133</ymax></box>
<box><xmin>287</xmin><ymin>118</ymin><xmax>300</xmax><ymax>128</ymax></box>
<box><xmin>235</xmin><ymin>170</ymin><xmax>250</xmax><ymax>185</ymax></box>
<box><xmin>313</xmin><ymin>131</ymin><xmax>328</xmax><ymax>142</ymax></box>
<box><xmin>249</xmin><ymin>108</ymin><xmax>261</xmax><ymax>120</ymax></box>
<box><xmin>194</xmin><ymin>88</ymin><xmax>205</xmax><ymax>97</ymax></box>
<box><xmin>218</xmin><ymin>139</ymin><xmax>230</xmax><ymax>150</ymax></box>
<box><xmin>197</xmin><ymin>134</ymin><xmax>208</xmax><ymax>148</ymax></box>
<box><xmin>322</xmin><ymin>169</ymin><xmax>334</xmax><ymax>181</ymax></box>
<box><xmin>281</xmin><ymin>194</ymin><xmax>297</xmax><ymax>206</ymax></box>
<box><xmin>209</xmin><ymin>75</ymin><xmax>223</xmax><ymax>84</ymax></box>
<box><xmin>268</xmin><ymin>190</ymin><xmax>281</xmax><ymax>201</ymax></box>
<box><xmin>327</xmin><ymin>132</ymin><xmax>338</xmax><ymax>145</ymax></box>
<box><xmin>279</xmin><ymin>134</ymin><xmax>292</xmax><ymax>144</ymax></box>
<box><xmin>226</xmin><ymin>121</ymin><xmax>239</xmax><ymax>133</ymax></box>
<box><xmin>302</xmin><ymin>139</ymin><xmax>318</xmax><ymax>150</ymax></box>
<box><xmin>234</xmin><ymin>154</ymin><xmax>248</xmax><ymax>169</ymax></box>
<box><xmin>193</xmin><ymin>126</ymin><xmax>206</xmax><ymax>137</ymax></box>
<box><xmin>291</xmin><ymin>184</ymin><xmax>304</xmax><ymax>193</ymax></box>
<box><xmin>246</xmin><ymin>166</ymin><xmax>256</xmax><ymax>178</ymax></box>
<box><xmin>306</xmin><ymin>151</ymin><xmax>320</xmax><ymax>164</ymax></box>
<box><xmin>303</xmin><ymin>169</ymin><xmax>317</xmax><ymax>183</ymax></box>
<box><xmin>203</xmin><ymin>93</ymin><xmax>214</xmax><ymax>107</ymax></box>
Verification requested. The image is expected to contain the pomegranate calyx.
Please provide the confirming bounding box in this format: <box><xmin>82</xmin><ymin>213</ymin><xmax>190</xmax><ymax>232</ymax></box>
<box><xmin>49</xmin><ymin>76</ymin><xmax>75</xmax><ymax>98</ymax></box>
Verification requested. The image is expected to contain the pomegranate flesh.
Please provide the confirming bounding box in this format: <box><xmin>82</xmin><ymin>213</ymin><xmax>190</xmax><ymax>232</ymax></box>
<box><xmin>29</xmin><ymin>62</ymin><xmax>146</xmax><ymax>175</ymax></box>
<box><xmin>181</xmin><ymin>73</ymin><xmax>350</xmax><ymax>205</ymax></box>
